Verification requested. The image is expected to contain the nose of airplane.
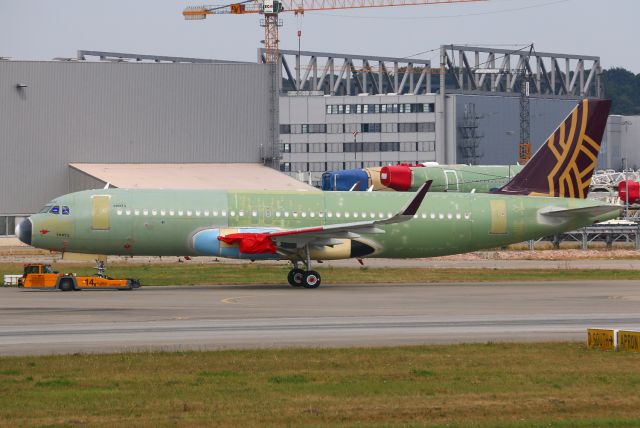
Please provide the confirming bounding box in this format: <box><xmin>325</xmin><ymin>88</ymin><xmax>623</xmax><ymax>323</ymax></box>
<box><xmin>15</xmin><ymin>218</ymin><xmax>32</xmax><ymax>245</ymax></box>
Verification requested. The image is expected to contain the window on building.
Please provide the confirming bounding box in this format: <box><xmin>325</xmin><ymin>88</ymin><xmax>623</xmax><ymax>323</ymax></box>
<box><xmin>280</xmin><ymin>124</ymin><xmax>291</xmax><ymax>134</ymax></box>
<box><xmin>309</xmin><ymin>162</ymin><xmax>326</xmax><ymax>172</ymax></box>
<box><xmin>382</xmin><ymin>123</ymin><xmax>396</xmax><ymax>133</ymax></box>
<box><xmin>398</xmin><ymin>123</ymin><xmax>417</xmax><ymax>133</ymax></box>
<box><xmin>281</xmin><ymin>143</ymin><xmax>291</xmax><ymax>153</ymax></box>
<box><xmin>308</xmin><ymin>143</ymin><xmax>325</xmax><ymax>153</ymax></box>
<box><xmin>345</xmin><ymin>123</ymin><xmax>358</xmax><ymax>133</ymax></box>
<box><xmin>328</xmin><ymin>123</ymin><xmax>343</xmax><ymax>134</ymax></box>
<box><xmin>291</xmin><ymin>144</ymin><xmax>307</xmax><ymax>153</ymax></box>
<box><xmin>291</xmin><ymin>162</ymin><xmax>308</xmax><ymax>172</ymax></box>
<box><xmin>418</xmin><ymin>141</ymin><xmax>435</xmax><ymax>152</ymax></box>
<box><xmin>326</xmin><ymin>143</ymin><xmax>342</xmax><ymax>153</ymax></box>
<box><xmin>380</xmin><ymin>142</ymin><xmax>399</xmax><ymax>152</ymax></box>
<box><xmin>417</xmin><ymin>122</ymin><xmax>435</xmax><ymax>133</ymax></box>
<box><xmin>400</xmin><ymin>142</ymin><xmax>417</xmax><ymax>152</ymax></box>
<box><xmin>280</xmin><ymin>162</ymin><xmax>291</xmax><ymax>172</ymax></box>
<box><xmin>291</xmin><ymin>124</ymin><xmax>302</xmax><ymax>134</ymax></box>
<box><xmin>361</xmin><ymin>123</ymin><xmax>381</xmax><ymax>133</ymax></box>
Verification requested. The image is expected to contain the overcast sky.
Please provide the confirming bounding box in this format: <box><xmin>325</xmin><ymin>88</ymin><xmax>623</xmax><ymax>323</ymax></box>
<box><xmin>1</xmin><ymin>0</ymin><xmax>637</xmax><ymax>72</ymax></box>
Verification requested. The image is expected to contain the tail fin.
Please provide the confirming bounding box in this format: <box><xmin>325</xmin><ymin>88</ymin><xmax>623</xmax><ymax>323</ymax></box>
<box><xmin>496</xmin><ymin>99</ymin><xmax>611</xmax><ymax>198</ymax></box>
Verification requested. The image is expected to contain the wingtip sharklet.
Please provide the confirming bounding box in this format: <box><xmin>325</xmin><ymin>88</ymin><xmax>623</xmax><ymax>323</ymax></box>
<box><xmin>401</xmin><ymin>180</ymin><xmax>432</xmax><ymax>216</ymax></box>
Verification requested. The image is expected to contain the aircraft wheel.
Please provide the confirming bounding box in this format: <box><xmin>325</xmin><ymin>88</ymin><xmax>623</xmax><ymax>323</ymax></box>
<box><xmin>287</xmin><ymin>268</ymin><xmax>305</xmax><ymax>287</ymax></box>
<box><xmin>302</xmin><ymin>271</ymin><xmax>321</xmax><ymax>289</ymax></box>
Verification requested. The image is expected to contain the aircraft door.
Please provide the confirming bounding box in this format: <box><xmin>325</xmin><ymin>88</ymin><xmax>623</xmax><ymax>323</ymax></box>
<box><xmin>444</xmin><ymin>170</ymin><xmax>459</xmax><ymax>192</ymax></box>
<box><xmin>91</xmin><ymin>195</ymin><xmax>111</xmax><ymax>230</ymax></box>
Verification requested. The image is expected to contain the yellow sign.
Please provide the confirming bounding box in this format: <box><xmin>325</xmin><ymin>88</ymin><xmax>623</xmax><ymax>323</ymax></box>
<box><xmin>587</xmin><ymin>328</ymin><xmax>615</xmax><ymax>351</ymax></box>
<box><xmin>618</xmin><ymin>330</ymin><xmax>640</xmax><ymax>353</ymax></box>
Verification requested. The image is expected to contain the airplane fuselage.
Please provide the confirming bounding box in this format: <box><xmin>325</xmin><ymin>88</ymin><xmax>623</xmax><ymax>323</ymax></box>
<box><xmin>24</xmin><ymin>188</ymin><xmax>617</xmax><ymax>260</ymax></box>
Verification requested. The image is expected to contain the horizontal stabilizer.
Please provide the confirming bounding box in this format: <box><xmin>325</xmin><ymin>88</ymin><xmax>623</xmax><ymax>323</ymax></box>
<box><xmin>541</xmin><ymin>205</ymin><xmax>621</xmax><ymax>219</ymax></box>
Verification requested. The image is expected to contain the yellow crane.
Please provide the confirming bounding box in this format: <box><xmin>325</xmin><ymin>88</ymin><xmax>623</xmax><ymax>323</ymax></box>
<box><xmin>183</xmin><ymin>0</ymin><xmax>485</xmax><ymax>63</ymax></box>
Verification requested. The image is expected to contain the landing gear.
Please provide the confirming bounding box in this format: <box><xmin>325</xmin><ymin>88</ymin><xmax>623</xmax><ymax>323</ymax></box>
<box><xmin>302</xmin><ymin>270</ymin><xmax>321</xmax><ymax>289</ymax></box>
<box><xmin>287</xmin><ymin>268</ymin><xmax>305</xmax><ymax>287</ymax></box>
<box><xmin>287</xmin><ymin>246</ymin><xmax>322</xmax><ymax>289</ymax></box>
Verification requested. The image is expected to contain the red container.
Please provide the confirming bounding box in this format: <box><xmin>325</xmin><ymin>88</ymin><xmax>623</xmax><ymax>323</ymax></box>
<box><xmin>618</xmin><ymin>180</ymin><xmax>640</xmax><ymax>203</ymax></box>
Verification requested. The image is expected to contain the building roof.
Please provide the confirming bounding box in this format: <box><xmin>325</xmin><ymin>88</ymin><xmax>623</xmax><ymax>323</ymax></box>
<box><xmin>69</xmin><ymin>163</ymin><xmax>319</xmax><ymax>192</ymax></box>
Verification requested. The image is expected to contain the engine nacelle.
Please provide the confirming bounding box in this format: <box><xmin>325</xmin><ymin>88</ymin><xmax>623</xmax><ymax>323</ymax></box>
<box><xmin>380</xmin><ymin>165</ymin><xmax>413</xmax><ymax>191</ymax></box>
<box><xmin>618</xmin><ymin>180</ymin><xmax>640</xmax><ymax>204</ymax></box>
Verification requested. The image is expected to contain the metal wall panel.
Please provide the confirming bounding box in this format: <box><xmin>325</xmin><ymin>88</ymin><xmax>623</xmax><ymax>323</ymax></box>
<box><xmin>0</xmin><ymin>61</ymin><xmax>271</xmax><ymax>214</ymax></box>
<box><xmin>451</xmin><ymin>95</ymin><xmax>578</xmax><ymax>165</ymax></box>
<box><xmin>599</xmin><ymin>115</ymin><xmax>640</xmax><ymax>170</ymax></box>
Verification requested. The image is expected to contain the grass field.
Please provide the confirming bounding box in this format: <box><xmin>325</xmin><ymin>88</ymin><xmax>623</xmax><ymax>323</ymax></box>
<box><xmin>0</xmin><ymin>343</ymin><xmax>639</xmax><ymax>427</ymax></box>
<box><xmin>3</xmin><ymin>262</ymin><xmax>640</xmax><ymax>286</ymax></box>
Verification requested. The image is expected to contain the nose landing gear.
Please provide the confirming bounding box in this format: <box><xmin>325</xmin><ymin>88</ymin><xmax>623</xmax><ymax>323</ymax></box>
<box><xmin>287</xmin><ymin>245</ymin><xmax>321</xmax><ymax>289</ymax></box>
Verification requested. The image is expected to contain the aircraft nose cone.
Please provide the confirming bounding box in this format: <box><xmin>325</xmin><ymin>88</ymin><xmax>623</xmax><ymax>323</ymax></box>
<box><xmin>15</xmin><ymin>218</ymin><xmax>32</xmax><ymax>245</ymax></box>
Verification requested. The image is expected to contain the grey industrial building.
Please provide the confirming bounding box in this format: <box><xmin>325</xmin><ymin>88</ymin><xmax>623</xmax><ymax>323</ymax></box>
<box><xmin>0</xmin><ymin>45</ymin><xmax>609</xmax><ymax>237</ymax></box>
<box><xmin>0</xmin><ymin>56</ymin><xmax>274</xmax><ymax>236</ymax></box>
<box><xmin>276</xmin><ymin>46</ymin><xmax>602</xmax><ymax>186</ymax></box>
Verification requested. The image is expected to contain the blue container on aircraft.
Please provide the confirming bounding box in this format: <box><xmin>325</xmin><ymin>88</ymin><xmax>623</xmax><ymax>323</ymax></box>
<box><xmin>322</xmin><ymin>170</ymin><xmax>369</xmax><ymax>191</ymax></box>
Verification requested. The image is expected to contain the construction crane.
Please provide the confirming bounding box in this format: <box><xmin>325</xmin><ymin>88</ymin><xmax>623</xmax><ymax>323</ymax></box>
<box><xmin>183</xmin><ymin>0</ymin><xmax>485</xmax><ymax>64</ymax></box>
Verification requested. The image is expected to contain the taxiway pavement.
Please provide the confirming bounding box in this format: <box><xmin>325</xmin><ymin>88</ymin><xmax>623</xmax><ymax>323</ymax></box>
<box><xmin>1</xmin><ymin>281</ymin><xmax>639</xmax><ymax>355</ymax></box>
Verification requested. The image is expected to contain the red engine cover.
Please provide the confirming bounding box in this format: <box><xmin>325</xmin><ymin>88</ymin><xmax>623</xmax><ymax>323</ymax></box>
<box><xmin>380</xmin><ymin>165</ymin><xmax>412</xmax><ymax>191</ymax></box>
<box><xmin>618</xmin><ymin>180</ymin><xmax>640</xmax><ymax>204</ymax></box>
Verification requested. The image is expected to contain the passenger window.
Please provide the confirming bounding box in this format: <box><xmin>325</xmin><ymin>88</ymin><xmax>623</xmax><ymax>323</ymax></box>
<box><xmin>50</xmin><ymin>206</ymin><xmax>60</xmax><ymax>214</ymax></box>
<box><xmin>61</xmin><ymin>206</ymin><xmax>70</xmax><ymax>215</ymax></box>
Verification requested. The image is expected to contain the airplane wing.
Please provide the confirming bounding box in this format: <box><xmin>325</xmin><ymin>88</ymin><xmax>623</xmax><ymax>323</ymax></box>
<box><xmin>218</xmin><ymin>181</ymin><xmax>432</xmax><ymax>253</ymax></box>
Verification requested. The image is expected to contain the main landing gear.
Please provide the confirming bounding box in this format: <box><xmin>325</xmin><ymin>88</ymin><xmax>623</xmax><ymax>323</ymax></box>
<box><xmin>287</xmin><ymin>245</ymin><xmax>321</xmax><ymax>289</ymax></box>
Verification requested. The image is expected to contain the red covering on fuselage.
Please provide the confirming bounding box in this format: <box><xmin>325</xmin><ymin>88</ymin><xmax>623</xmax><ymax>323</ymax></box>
<box><xmin>218</xmin><ymin>233</ymin><xmax>277</xmax><ymax>254</ymax></box>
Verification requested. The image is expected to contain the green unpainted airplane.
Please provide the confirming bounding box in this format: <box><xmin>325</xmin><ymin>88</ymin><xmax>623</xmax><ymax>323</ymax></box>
<box><xmin>378</xmin><ymin>163</ymin><xmax>523</xmax><ymax>193</ymax></box>
<box><xmin>17</xmin><ymin>99</ymin><xmax>618</xmax><ymax>288</ymax></box>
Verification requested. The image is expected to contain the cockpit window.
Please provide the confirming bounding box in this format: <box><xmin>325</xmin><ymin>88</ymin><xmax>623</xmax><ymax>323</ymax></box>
<box><xmin>39</xmin><ymin>205</ymin><xmax>52</xmax><ymax>213</ymax></box>
<box><xmin>49</xmin><ymin>206</ymin><xmax>60</xmax><ymax>215</ymax></box>
<box><xmin>61</xmin><ymin>206</ymin><xmax>70</xmax><ymax>215</ymax></box>
<box><xmin>42</xmin><ymin>265</ymin><xmax>54</xmax><ymax>274</ymax></box>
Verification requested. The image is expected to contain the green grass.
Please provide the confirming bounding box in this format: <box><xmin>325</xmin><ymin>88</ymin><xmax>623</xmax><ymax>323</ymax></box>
<box><xmin>0</xmin><ymin>343</ymin><xmax>639</xmax><ymax>427</ymax></box>
<box><xmin>3</xmin><ymin>262</ymin><xmax>640</xmax><ymax>286</ymax></box>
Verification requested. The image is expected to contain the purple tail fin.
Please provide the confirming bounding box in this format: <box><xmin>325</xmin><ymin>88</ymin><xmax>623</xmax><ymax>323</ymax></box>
<box><xmin>496</xmin><ymin>99</ymin><xmax>611</xmax><ymax>198</ymax></box>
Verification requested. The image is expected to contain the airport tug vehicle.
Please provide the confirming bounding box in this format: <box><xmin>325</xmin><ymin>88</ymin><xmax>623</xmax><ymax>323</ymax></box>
<box><xmin>18</xmin><ymin>262</ymin><xmax>140</xmax><ymax>291</ymax></box>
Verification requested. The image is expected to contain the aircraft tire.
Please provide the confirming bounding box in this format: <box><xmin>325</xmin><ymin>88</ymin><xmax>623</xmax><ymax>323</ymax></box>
<box><xmin>302</xmin><ymin>271</ymin><xmax>321</xmax><ymax>289</ymax></box>
<box><xmin>288</xmin><ymin>268</ymin><xmax>305</xmax><ymax>287</ymax></box>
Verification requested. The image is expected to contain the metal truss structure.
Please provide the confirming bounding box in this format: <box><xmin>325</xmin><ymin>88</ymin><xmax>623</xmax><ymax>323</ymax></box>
<box><xmin>441</xmin><ymin>45</ymin><xmax>602</xmax><ymax>98</ymax></box>
<box><xmin>591</xmin><ymin>169</ymin><xmax>640</xmax><ymax>193</ymax></box>
<box><xmin>260</xmin><ymin>45</ymin><xmax>602</xmax><ymax>98</ymax></box>
<box><xmin>262</xmin><ymin>48</ymin><xmax>433</xmax><ymax>95</ymax></box>
<box><xmin>526</xmin><ymin>224</ymin><xmax>640</xmax><ymax>250</ymax></box>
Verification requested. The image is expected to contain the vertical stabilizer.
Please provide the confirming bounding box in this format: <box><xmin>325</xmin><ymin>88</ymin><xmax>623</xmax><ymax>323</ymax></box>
<box><xmin>497</xmin><ymin>99</ymin><xmax>611</xmax><ymax>198</ymax></box>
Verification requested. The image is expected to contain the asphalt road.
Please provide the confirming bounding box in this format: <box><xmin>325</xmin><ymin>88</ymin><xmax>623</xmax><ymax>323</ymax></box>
<box><xmin>1</xmin><ymin>281</ymin><xmax>640</xmax><ymax>355</ymax></box>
